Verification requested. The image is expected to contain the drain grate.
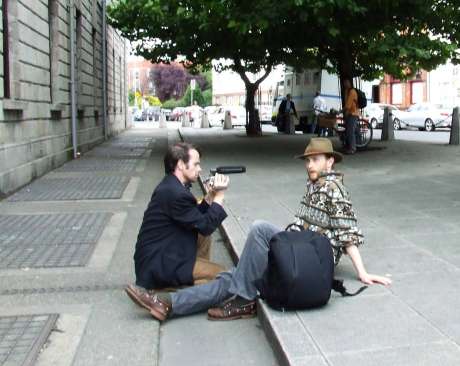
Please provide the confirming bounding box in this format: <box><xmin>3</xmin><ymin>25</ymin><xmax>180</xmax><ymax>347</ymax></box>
<box><xmin>55</xmin><ymin>158</ymin><xmax>138</xmax><ymax>173</ymax></box>
<box><xmin>0</xmin><ymin>213</ymin><xmax>111</xmax><ymax>269</ymax></box>
<box><xmin>0</xmin><ymin>314</ymin><xmax>58</xmax><ymax>366</ymax></box>
<box><xmin>86</xmin><ymin>146</ymin><xmax>147</xmax><ymax>158</ymax></box>
<box><xmin>6</xmin><ymin>176</ymin><xmax>130</xmax><ymax>201</ymax></box>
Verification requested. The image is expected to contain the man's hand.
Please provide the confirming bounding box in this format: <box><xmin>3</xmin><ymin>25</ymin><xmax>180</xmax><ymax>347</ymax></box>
<box><xmin>359</xmin><ymin>272</ymin><xmax>392</xmax><ymax>286</ymax></box>
<box><xmin>209</xmin><ymin>174</ymin><xmax>229</xmax><ymax>192</ymax></box>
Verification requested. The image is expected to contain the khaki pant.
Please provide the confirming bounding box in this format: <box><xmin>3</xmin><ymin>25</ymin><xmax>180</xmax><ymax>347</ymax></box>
<box><xmin>192</xmin><ymin>234</ymin><xmax>225</xmax><ymax>285</ymax></box>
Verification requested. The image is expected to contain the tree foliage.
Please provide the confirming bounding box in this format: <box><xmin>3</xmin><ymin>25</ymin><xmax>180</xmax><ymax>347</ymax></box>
<box><xmin>151</xmin><ymin>63</ymin><xmax>207</xmax><ymax>102</ymax></box>
<box><xmin>108</xmin><ymin>0</ymin><xmax>293</xmax><ymax>135</ymax></box>
<box><xmin>109</xmin><ymin>0</ymin><xmax>460</xmax><ymax>126</ymax></box>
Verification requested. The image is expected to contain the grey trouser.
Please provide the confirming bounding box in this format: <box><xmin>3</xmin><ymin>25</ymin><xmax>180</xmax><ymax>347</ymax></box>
<box><xmin>171</xmin><ymin>220</ymin><xmax>281</xmax><ymax>316</ymax></box>
<box><xmin>345</xmin><ymin>115</ymin><xmax>358</xmax><ymax>151</ymax></box>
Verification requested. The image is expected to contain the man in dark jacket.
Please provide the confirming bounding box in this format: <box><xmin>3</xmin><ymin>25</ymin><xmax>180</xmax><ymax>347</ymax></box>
<box><xmin>128</xmin><ymin>142</ymin><xmax>229</xmax><ymax>298</ymax></box>
<box><xmin>277</xmin><ymin>94</ymin><xmax>298</xmax><ymax>133</ymax></box>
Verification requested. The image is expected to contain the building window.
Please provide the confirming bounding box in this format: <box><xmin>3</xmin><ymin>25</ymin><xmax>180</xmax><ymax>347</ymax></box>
<box><xmin>112</xmin><ymin>48</ymin><xmax>116</xmax><ymax>111</ymax></box>
<box><xmin>391</xmin><ymin>83</ymin><xmax>402</xmax><ymax>104</ymax></box>
<box><xmin>92</xmin><ymin>27</ymin><xmax>98</xmax><ymax>109</ymax></box>
<box><xmin>76</xmin><ymin>9</ymin><xmax>82</xmax><ymax>106</ymax></box>
<box><xmin>119</xmin><ymin>56</ymin><xmax>122</xmax><ymax>111</ymax></box>
<box><xmin>411</xmin><ymin>81</ymin><xmax>423</xmax><ymax>104</ymax></box>
<box><xmin>2</xmin><ymin>0</ymin><xmax>10</xmax><ymax>98</ymax></box>
<box><xmin>49</xmin><ymin>0</ymin><xmax>61</xmax><ymax>104</ymax></box>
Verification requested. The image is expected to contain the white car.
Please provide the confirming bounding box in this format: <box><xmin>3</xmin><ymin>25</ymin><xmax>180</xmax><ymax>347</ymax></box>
<box><xmin>208</xmin><ymin>106</ymin><xmax>247</xmax><ymax>127</ymax></box>
<box><xmin>185</xmin><ymin>105</ymin><xmax>204</xmax><ymax>127</ymax></box>
<box><xmin>396</xmin><ymin>103</ymin><xmax>452</xmax><ymax>131</ymax></box>
<box><xmin>363</xmin><ymin>103</ymin><xmax>402</xmax><ymax>130</ymax></box>
<box><xmin>257</xmin><ymin>105</ymin><xmax>273</xmax><ymax>124</ymax></box>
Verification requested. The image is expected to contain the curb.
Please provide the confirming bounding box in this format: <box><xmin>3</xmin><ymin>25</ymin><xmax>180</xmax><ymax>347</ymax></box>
<box><xmin>178</xmin><ymin>127</ymin><xmax>291</xmax><ymax>366</ymax></box>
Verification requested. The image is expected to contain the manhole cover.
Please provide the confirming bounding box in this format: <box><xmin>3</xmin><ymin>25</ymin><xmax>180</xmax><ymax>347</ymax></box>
<box><xmin>0</xmin><ymin>213</ymin><xmax>111</xmax><ymax>268</ymax></box>
<box><xmin>0</xmin><ymin>314</ymin><xmax>58</xmax><ymax>366</ymax></box>
<box><xmin>7</xmin><ymin>176</ymin><xmax>130</xmax><ymax>201</ymax></box>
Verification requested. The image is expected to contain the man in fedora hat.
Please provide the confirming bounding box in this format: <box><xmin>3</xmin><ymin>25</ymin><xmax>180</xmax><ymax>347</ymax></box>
<box><xmin>125</xmin><ymin>138</ymin><xmax>391</xmax><ymax>321</ymax></box>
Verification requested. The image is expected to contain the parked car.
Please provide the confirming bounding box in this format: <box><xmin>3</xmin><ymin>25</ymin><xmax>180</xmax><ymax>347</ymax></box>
<box><xmin>396</xmin><ymin>102</ymin><xmax>452</xmax><ymax>131</ymax></box>
<box><xmin>161</xmin><ymin>108</ymin><xmax>172</xmax><ymax>121</ymax></box>
<box><xmin>147</xmin><ymin>106</ymin><xmax>161</xmax><ymax>121</ymax></box>
<box><xmin>171</xmin><ymin>107</ymin><xmax>186</xmax><ymax>121</ymax></box>
<box><xmin>257</xmin><ymin>105</ymin><xmax>273</xmax><ymax>124</ymax></box>
<box><xmin>133</xmin><ymin>109</ymin><xmax>145</xmax><ymax>121</ymax></box>
<box><xmin>363</xmin><ymin>103</ymin><xmax>403</xmax><ymax>130</ymax></box>
<box><xmin>208</xmin><ymin>106</ymin><xmax>247</xmax><ymax>127</ymax></box>
<box><xmin>185</xmin><ymin>105</ymin><xmax>204</xmax><ymax>125</ymax></box>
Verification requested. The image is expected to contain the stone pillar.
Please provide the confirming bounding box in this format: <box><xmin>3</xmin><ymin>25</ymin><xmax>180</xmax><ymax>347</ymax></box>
<box><xmin>449</xmin><ymin>107</ymin><xmax>459</xmax><ymax>145</ymax></box>
<box><xmin>223</xmin><ymin>110</ymin><xmax>232</xmax><ymax>129</ymax></box>
<box><xmin>201</xmin><ymin>111</ymin><xmax>210</xmax><ymax>128</ymax></box>
<box><xmin>381</xmin><ymin>106</ymin><xmax>394</xmax><ymax>141</ymax></box>
<box><xmin>159</xmin><ymin>113</ymin><xmax>167</xmax><ymax>128</ymax></box>
<box><xmin>182</xmin><ymin>111</ymin><xmax>190</xmax><ymax>127</ymax></box>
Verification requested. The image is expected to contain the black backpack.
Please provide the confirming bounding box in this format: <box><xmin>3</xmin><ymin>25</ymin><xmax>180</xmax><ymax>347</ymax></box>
<box><xmin>355</xmin><ymin>88</ymin><xmax>367</xmax><ymax>109</ymax></box>
<box><xmin>257</xmin><ymin>225</ymin><xmax>366</xmax><ymax>311</ymax></box>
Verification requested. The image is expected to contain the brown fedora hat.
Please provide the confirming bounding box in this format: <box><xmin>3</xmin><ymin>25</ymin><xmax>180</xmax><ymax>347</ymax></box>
<box><xmin>295</xmin><ymin>137</ymin><xmax>343</xmax><ymax>163</ymax></box>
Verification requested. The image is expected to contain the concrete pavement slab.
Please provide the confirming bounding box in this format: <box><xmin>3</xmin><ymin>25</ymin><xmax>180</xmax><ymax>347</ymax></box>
<box><xmin>327</xmin><ymin>341</ymin><xmax>460</xmax><ymax>366</ymax></box>
<box><xmin>390</xmin><ymin>269</ymin><xmax>460</xmax><ymax>344</ymax></box>
<box><xmin>180</xmin><ymin>126</ymin><xmax>460</xmax><ymax>365</ymax></box>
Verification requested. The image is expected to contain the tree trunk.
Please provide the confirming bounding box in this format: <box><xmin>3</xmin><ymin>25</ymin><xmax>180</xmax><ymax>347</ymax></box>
<box><xmin>244</xmin><ymin>83</ymin><xmax>261</xmax><ymax>136</ymax></box>
<box><xmin>232</xmin><ymin>58</ymin><xmax>271</xmax><ymax>136</ymax></box>
<box><xmin>337</xmin><ymin>44</ymin><xmax>354</xmax><ymax>109</ymax></box>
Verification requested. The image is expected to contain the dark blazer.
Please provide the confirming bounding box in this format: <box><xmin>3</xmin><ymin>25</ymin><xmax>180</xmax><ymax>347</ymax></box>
<box><xmin>278</xmin><ymin>99</ymin><xmax>297</xmax><ymax>115</ymax></box>
<box><xmin>134</xmin><ymin>174</ymin><xmax>227</xmax><ymax>289</ymax></box>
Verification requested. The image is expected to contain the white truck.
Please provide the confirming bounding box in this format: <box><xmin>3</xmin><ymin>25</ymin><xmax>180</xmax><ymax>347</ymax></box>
<box><xmin>272</xmin><ymin>68</ymin><xmax>377</xmax><ymax>132</ymax></box>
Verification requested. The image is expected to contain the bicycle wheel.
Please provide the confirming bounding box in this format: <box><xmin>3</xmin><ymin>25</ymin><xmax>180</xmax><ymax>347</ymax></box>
<box><xmin>356</xmin><ymin>118</ymin><xmax>373</xmax><ymax>150</ymax></box>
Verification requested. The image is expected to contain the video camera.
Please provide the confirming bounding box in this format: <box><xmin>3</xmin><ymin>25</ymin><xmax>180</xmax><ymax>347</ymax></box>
<box><xmin>203</xmin><ymin>165</ymin><xmax>246</xmax><ymax>187</ymax></box>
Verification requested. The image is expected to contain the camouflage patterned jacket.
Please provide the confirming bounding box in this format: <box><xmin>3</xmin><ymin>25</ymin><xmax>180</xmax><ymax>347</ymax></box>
<box><xmin>293</xmin><ymin>171</ymin><xmax>364</xmax><ymax>265</ymax></box>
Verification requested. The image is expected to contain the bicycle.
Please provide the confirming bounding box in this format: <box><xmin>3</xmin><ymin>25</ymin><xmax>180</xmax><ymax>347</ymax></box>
<box><xmin>317</xmin><ymin>110</ymin><xmax>373</xmax><ymax>150</ymax></box>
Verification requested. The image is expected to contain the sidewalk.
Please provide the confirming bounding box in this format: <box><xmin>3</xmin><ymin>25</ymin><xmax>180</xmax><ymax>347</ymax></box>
<box><xmin>0</xmin><ymin>127</ymin><xmax>165</xmax><ymax>365</ymax></box>
<box><xmin>0</xmin><ymin>124</ymin><xmax>277</xmax><ymax>366</ymax></box>
<box><xmin>180</xmin><ymin>126</ymin><xmax>460</xmax><ymax>366</ymax></box>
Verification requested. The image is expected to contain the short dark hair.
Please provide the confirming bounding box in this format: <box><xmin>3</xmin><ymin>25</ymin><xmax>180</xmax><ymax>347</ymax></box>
<box><xmin>164</xmin><ymin>142</ymin><xmax>201</xmax><ymax>174</ymax></box>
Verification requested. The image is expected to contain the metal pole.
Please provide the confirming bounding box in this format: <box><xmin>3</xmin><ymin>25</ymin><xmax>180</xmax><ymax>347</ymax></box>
<box><xmin>69</xmin><ymin>1</ymin><xmax>78</xmax><ymax>159</ymax></box>
<box><xmin>102</xmin><ymin>0</ymin><xmax>108</xmax><ymax>140</ymax></box>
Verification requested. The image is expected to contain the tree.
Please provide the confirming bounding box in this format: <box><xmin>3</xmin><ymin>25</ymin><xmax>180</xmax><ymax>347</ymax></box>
<box><xmin>283</xmin><ymin>1</ymin><xmax>460</xmax><ymax>105</ymax></box>
<box><xmin>107</xmin><ymin>0</ymin><xmax>293</xmax><ymax>136</ymax></box>
<box><xmin>183</xmin><ymin>86</ymin><xmax>205</xmax><ymax>107</ymax></box>
<box><xmin>150</xmin><ymin>63</ymin><xmax>207</xmax><ymax>102</ymax></box>
<box><xmin>147</xmin><ymin>96</ymin><xmax>162</xmax><ymax>106</ymax></box>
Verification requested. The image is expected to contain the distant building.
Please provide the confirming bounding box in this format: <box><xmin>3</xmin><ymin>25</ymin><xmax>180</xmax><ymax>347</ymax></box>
<box><xmin>127</xmin><ymin>56</ymin><xmax>155</xmax><ymax>95</ymax></box>
<box><xmin>378</xmin><ymin>71</ymin><xmax>428</xmax><ymax>108</ymax></box>
<box><xmin>379</xmin><ymin>64</ymin><xmax>460</xmax><ymax>109</ymax></box>
<box><xmin>0</xmin><ymin>0</ymin><xmax>129</xmax><ymax>196</ymax></box>
<box><xmin>212</xmin><ymin>65</ymin><xmax>284</xmax><ymax>107</ymax></box>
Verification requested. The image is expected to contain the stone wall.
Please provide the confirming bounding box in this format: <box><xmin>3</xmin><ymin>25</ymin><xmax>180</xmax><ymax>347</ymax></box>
<box><xmin>0</xmin><ymin>0</ymin><xmax>130</xmax><ymax>196</ymax></box>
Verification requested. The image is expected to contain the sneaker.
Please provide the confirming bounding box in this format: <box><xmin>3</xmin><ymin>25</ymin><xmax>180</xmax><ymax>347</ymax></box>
<box><xmin>207</xmin><ymin>295</ymin><xmax>256</xmax><ymax>321</ymax></box>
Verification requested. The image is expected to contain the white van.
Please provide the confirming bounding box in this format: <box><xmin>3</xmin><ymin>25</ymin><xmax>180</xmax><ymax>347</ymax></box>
<box><xmin>272</xmin><ymin>68</ymin><xmax>377</xmax><ymax>131</ymax></box>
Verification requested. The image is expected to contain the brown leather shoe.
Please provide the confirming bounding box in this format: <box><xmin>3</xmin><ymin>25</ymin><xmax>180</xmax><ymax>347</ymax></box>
<box><xmin>148</xmin><ymin>294</ymin><xmax>172</xmax><ymax>321</ymax></box>
<box><xmin>207</xmin><ymin>296</ymin><xmax>256</xmax><ymax>321</ymax></box>
<box><xmin>125</xmin><ymin>285</ymin><xmax>154</xmax><ymax>311</ymax></box>
<box><xmin>125</xmin><ymin>285</ymin><xmax>171</xmax><ymax>321</ymax></box>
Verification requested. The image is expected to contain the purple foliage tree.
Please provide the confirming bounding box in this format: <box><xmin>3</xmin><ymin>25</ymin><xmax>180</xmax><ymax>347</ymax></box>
<box><xmin>151</xmin><ymin>63</ymin><xmax>207</xmax><ymax>101</ymax></box>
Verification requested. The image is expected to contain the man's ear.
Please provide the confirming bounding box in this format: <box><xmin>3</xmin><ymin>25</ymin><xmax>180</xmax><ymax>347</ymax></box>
<box><xmin>177</xmin><ymin>159</ymin><xmax>185</xmax><ymax>171</ymax></box>
<box><xmin>327</xmin><ymin>156</ymin><xmax>335</xmax><ymax>170</ymax></box>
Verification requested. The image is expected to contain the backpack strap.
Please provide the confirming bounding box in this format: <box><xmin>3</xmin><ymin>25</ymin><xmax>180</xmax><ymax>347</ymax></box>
<box><xmin>285</xmin><ymin>223</ymin><xmax>304</xmax><ymax>232</ymax></box>
<box><xmin>332</xmin><ymin>279</ymin><xmax>367</xmax><ymax>297</ymax></box>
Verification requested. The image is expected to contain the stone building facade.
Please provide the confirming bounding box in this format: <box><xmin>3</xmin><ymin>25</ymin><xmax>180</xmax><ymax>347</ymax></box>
<box><xmin>0</xmin><ymin>0</ymin><xmax>129</xmax><ymax>196</ymax></box>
